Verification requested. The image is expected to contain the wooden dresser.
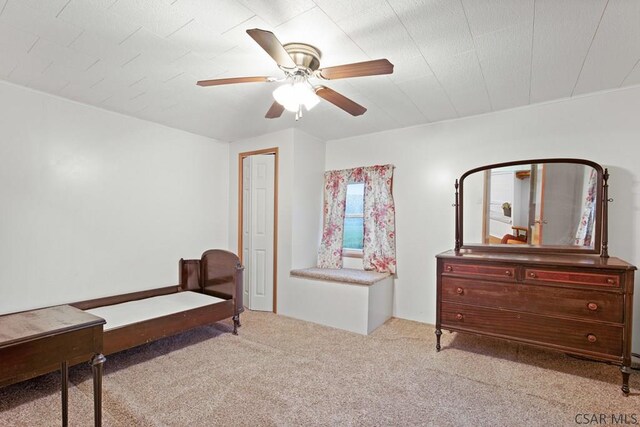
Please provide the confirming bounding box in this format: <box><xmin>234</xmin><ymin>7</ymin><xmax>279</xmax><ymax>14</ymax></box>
<box><xmin>435</xmin><ymin>250</ymin><xmax>635</xmax><ymax>394</ymax></box>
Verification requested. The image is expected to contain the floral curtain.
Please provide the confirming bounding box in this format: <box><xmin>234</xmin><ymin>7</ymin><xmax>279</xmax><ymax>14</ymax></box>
<box><xmin>363</xmin><ymin>165</ymin><xmax>396</xmax><ymax>273</ymax></box>
<box><xmin>317</xmin><ymin>164</ymin><xmax>396</xmax><ymax>274</ymax></box>
<box><xmin>317</xmin><ymin>169</ymin><xmax>350</xmax><ymax>268</ymax></box>
<box><xmin>575</xmin><ymin>169</ymin><xmax>598</xmax><ymax>246</ymax></box>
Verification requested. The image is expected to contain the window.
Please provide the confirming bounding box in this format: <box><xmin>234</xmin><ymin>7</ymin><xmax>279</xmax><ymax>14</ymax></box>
<box><xmin>343</xmin><ymin>182</ymin><xmax>364</xmax><ymax>250</ymax></box>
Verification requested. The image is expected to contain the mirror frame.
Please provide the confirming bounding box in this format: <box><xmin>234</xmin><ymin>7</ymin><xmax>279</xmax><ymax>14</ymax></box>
<box><xmin>455</xmin><ymin>158</ymin><xmax>607</xmax><ymax>255</ymax></box>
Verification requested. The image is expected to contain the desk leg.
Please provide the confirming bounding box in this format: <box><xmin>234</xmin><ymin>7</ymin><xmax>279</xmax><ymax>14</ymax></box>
<box><xmin>61</xmin><ymin>361</ymin><xmax>68</xmax><ymax>427</ymax></box>
<box><xmin>90</xmin><ymin>354</ymin><xmax>106</xmax><ymax>427</ymax></box>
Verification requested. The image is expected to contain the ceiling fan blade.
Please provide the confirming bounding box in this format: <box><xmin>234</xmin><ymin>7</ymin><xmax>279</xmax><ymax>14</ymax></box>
<box><xmin>196</xmin><ymin>76</ymin><xmax>272</xmax><ymax>87</ymax></box>
<box><xmin>246</xmin><ymin>29</ymin><xmax>296</xmax><ymax>69</ymax></box>
<box><xmin>265</xmin><ymin>101</ymin><xmax>285</xmax><ymax>119</ymax></box>
<box><xmin>315</xmin><ymin>86</ymin><xmax>367</xmax><ymax>116</ymax></box>
<box><xmin>317</xmin><ymin>59</ymin><xmax>394</xmax><ymax>80</ymax></box>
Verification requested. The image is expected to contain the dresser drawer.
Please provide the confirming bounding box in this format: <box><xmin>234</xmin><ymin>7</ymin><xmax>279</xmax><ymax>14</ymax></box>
<box><xmin>442</xmin><ymin>262</ymin><xmax>516</xmax><ymax>281</ymax></box>
<box><xmin>441</xmin><ymin>277</ymin><xmax>623</xmax><ymax>323</ymax></box>
<box><xmin>524</xmin><ymin>268</ymin><xmax>620</xmax><ymax>287</ymax></box>
<box><xmin>441</xmin><ymin>302</ymin><xmax>623</xmax><ymax>358</ymax></box>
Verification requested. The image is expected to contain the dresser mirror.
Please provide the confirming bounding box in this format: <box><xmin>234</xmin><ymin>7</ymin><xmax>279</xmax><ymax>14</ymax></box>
<box><xmin>457</xmin><ymin>158</ymin><xmax>606</xmax><ymax>254</ymax></box>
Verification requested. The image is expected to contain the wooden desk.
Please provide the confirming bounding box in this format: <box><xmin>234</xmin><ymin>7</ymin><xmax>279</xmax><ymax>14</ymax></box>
<box><xmin>0</xmin><ymin>305</ymin><xmax>106</xmax><ymax>426</ymax></box>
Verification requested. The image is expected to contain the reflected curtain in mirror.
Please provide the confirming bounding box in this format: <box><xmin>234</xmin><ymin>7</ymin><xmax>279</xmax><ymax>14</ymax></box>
<box><xmin>575</xmin><ymin>169</ymin><xmax>598</xmax><ymax>246</ymax></box>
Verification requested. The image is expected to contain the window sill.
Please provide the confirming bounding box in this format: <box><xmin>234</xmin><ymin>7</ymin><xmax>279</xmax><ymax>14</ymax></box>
<box><xmin>343</xmin><ymin>249</ymin><xmax>363</xmax><ymax>258</ymax></box>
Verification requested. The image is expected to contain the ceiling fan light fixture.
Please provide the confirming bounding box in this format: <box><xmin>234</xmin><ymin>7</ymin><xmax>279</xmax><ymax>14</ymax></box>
<box><xmin>273</xmin><ymin>81</ymin><xmax>320</xmax><ymax>113</ymax></box>
<box><xmin>273</xmin><ymin>83</ymin><xmax>292</xmax><ymax>105</ymax></box>
<box><xmin>273</xmin><ymin>84</ymin><xmax>298</xmax><ymax>112</ymax></box>
<box><xmin>284</xmin><ymin>102</ymin><xmax>300</xmax><ymax>113</ymax></box>
<box><xmin>297</xmin><ymin>82</ymin><xmax>320</xmax><ymax>110</ymax></box>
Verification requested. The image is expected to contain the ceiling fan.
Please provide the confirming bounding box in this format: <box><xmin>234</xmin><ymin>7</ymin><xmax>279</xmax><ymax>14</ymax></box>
<box><xmin>196</xmin><ymin>29</ymin><xmax>394</xmax><ymax>120</ymax></box>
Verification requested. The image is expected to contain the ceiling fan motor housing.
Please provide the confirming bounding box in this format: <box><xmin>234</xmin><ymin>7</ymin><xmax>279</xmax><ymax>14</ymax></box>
<box><xmin>282</xmin><ymin>43</ymin><xmax>321</xmax><ymax>74</ymax></box>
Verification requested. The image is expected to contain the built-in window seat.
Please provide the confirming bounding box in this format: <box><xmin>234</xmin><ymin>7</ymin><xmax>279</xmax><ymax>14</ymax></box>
<box><xmin>288</xmin><ymin>267</ymin><xmax>393</xmax><ymax>335</ymax></box>
<box><xmin>290</xmin><ymin>267</ymin><xmax>390</xmax><ymax>285</ymax></box>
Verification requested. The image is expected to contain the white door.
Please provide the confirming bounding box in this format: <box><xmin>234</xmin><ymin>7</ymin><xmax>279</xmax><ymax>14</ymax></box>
<box><xmin>242</xmin><ymin>154</ymin><xmax>275</xmax><ymax>311</ymax></box>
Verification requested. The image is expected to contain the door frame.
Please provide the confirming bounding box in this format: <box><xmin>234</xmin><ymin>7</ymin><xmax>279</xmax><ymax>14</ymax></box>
<box><xmin>238</xmin><ymin>147</ymin><xmax>279</xmax><ymax>313</ymax></box>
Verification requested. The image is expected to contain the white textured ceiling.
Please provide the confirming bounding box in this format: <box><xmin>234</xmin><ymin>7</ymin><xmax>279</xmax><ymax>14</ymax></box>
<box><xmin>0</xmin><ymin>0</ymin><xmax>639</xmax><ymax>142</ymax></box>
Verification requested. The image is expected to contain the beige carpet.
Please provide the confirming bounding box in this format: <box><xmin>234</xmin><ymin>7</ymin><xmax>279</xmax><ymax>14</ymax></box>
<box><xmin>0</xmin><ymin>311</ymin><xmax>638</xmax><ymax>426</ymax></box>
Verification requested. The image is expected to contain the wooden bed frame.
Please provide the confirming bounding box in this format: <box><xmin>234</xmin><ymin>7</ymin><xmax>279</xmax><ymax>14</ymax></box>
<box><xmin>71</xmin><ymin>249</ymin><xmax>244</xmax><ymax>355</ymax></box>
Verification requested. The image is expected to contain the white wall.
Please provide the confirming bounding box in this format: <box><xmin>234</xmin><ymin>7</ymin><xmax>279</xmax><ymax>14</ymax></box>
<box><xmin>291</xmin><ymin>129</ymin><xmax>325</xmax><ymax>270</ymax></box>
<box><xmin>282</xmin><ymin>129</ymin><xmax>326</xmax><ymax>318</ymax></box>
<box><xmin>325</xmin><ymin>85</ymin><xmax>640</xmax><ymax>352</ymax></box>
<box><xmin>0</xmin><ymin>81</ymin><xmax>229</xmax><ymax>314</ymax></box>
<box><xmin>228</xmin><ymin>128</ymin><xmax>325</xmax><ymax>315</ymax></box>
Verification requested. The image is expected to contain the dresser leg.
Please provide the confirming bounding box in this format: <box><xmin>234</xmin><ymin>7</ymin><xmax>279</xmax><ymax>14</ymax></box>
<box><xmin>232</xmin><ymin>315</ymin><xmax>240</xmax><ymax>335</ymax></box>
<box><xmin>621</xmin><ymin>366</ymin><xmax>631</xmax><ymax>396</ymax></box>
<box><xmin>90</xmin><ymin>353</ymin><xmax>106</xmax><ymax>427</ymax></box>
<box><xmin>435</xmin><ymin>329</ymin><xmax>442</xmax><ymax>352</ymax></box>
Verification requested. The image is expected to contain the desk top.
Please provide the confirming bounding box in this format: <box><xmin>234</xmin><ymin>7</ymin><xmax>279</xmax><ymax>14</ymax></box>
<box><xmin>0</xmin><ymin>305</ymin><xmax>105</xmax><ymax>348</ymax></box>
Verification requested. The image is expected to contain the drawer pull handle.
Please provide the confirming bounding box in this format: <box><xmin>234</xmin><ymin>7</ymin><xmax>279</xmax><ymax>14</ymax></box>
<box><xmin>456</xmin><ymin>287</ymin><xmax>464</xmax><ymax>295</ymax></box>
<box><xmin>587</xmin><ymin>334</ymin><xmax>597</xmax><ymax>343</ymax></box>
<box><xmin>456</xmin><ymin>313</ymin><xmax>464</xmax><ymax>320</ymax></box>
<box><xmin>445</xmin><ymin>266</ymin><xmax>453</xmax><ymax>272</ymax></box>
<box><xmin>528</xmin><ymin>272</ymin><xmax>536</xmax><ymax>278</ymax></box>
<box><xmin>587</xmin><ymin>302</ymin><xmax>598</xmax><ymax>311</ymax></box>
<box><xmin>505</xmin><ymin>270</ymin><xmax>512</xmax><ymax>276</ymax></box>
<box><xmin>606</xmin><ymin>278</ymin><xmax>615</xmax><ymax>285</ymax></box>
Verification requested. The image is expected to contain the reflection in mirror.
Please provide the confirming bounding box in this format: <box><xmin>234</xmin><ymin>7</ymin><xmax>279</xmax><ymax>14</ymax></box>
<box><xmin>462</xmin><ymin>162</ymin><xmax>599</xmax><ymax>249</ymax></box>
